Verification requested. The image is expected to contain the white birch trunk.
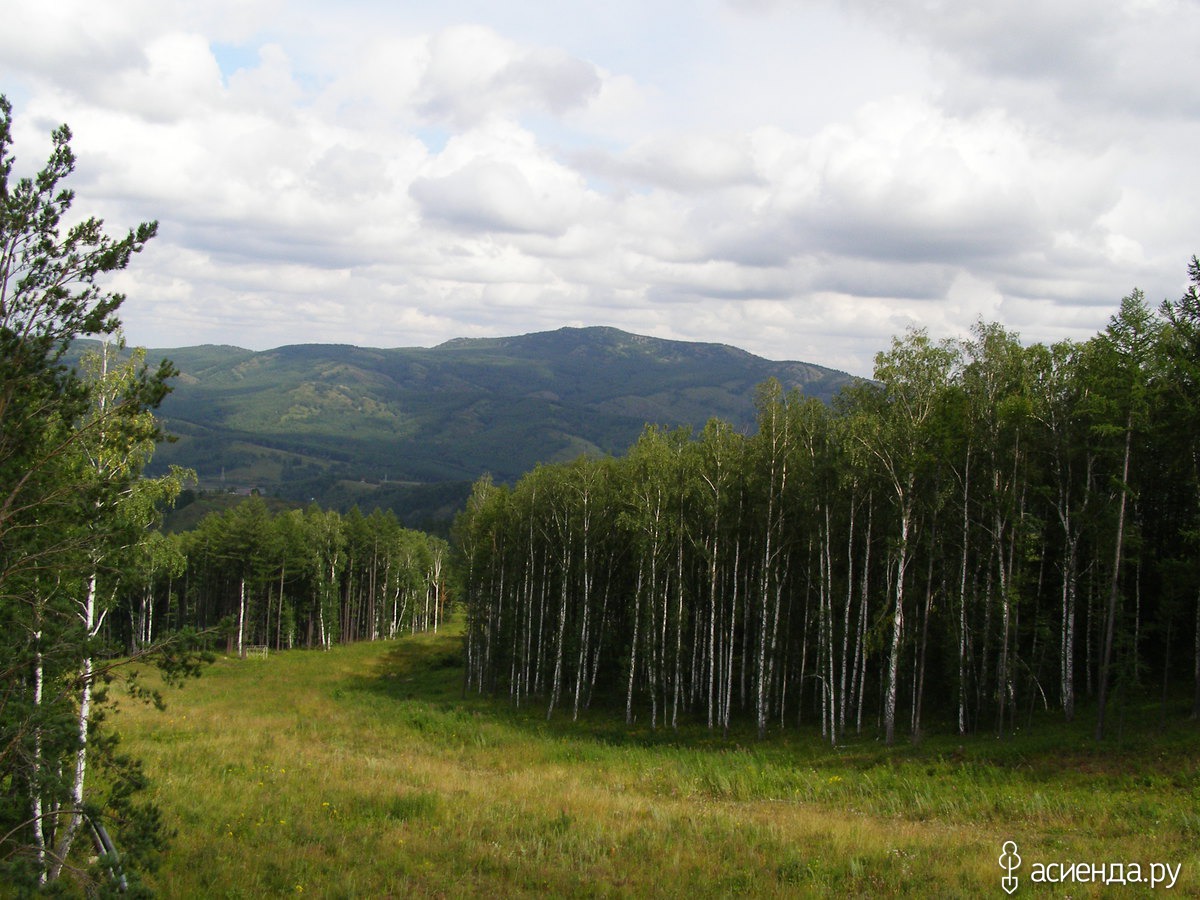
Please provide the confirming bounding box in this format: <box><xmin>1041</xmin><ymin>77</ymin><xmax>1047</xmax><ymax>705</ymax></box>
<box><xmin>723</xmin><ymin>531</ymin><xmax>741</xmax><ymax>735</ymax></box>
<box><xmin>626</xmin><ymin>567</ymin><xmax>643</xmax><ymax>724</ymax></box>
<box><xmin>49</xmin><ymin>571</ymin><xmax>100</xmax><ymax>880</ymax></box>
<box><xmin>884</xmin><ymin>507</ymin><xmax>911</xmax><ymax>745</ymax></box>
<box><xmin>671</xmin><ymin>523</ymin><xmax>683</xmax><ymax>730</ymax></box>
<box><xmin>957</xmin><ymin>449</ymin><xmax>971</xmax><ymax>735</ymax></box>
<box><xmin>839</xmin><ymin>496</ymin><xmax>856</xmax><ymax>736</ymax></box>
<box><xmin>853</xmin><ymin>499</ymin><xmax>873</xmax><ymax>734</ymax></box>
<box><xmin>237</xmin><ymin>577</ymin><xmax>246</xmax><ymax>658</ymax></box>
<box><xmin>824</xmin><ymin>506</ymin><xmax>837</xmax><ymax>745</ymax></box>
<box><xmin>31</xmin><ymin>619</ymin><xmax>46</xmax><ymax>883</ymax></box>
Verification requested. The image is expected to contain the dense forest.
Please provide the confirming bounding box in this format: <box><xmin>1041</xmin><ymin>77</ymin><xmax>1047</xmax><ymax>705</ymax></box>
<box><xmin>141</xmin><ymin>500</ymin><xmax>450</xmax><ymax>655</ymax></box>
<box><xmin>456</xmin><ymin>269</ymin><xmax>1200</xmax><ymax>745</ymax></box>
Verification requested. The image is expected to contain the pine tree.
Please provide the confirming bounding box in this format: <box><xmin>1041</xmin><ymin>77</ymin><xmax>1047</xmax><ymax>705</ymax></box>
<box><xmin>0</xmin><ymin>95</ymin><xmax>203</xmax><ymax>890</ymax></box>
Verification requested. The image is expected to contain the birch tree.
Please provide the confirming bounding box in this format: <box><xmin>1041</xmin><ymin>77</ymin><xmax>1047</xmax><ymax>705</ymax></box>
<box><xmin>962</xmin><ymin>322</ymin><xmax>1033</xmax><ymax>735</ymax></box>
<box><xmin>1091</xmin><ymin>291</ymin><xmax>1159</xmax><ymax>740</ymax></box>
<box><xmin>42</xmin><ymin>341</ymin><xmax>190</xmax><ymax>882</ymax></box>
<box><xmin>851</xmin><ymin>330</ymin><xmax>957</xmax><ymax>744</ymax></box>
<box><xmin>1029</xmin><ymin>339</ymin><xmax>1094</xmax><ymax>721</ymax></box>
<box><xmin>0</xmin><ymin>95</ymin><xmax>204</xmax><ymax>891</ymax></box>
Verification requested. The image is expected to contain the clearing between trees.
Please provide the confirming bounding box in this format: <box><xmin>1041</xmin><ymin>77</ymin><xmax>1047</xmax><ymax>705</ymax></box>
<box><xmin>113</xmin><ymin>622</ymin><xmax>1199</xmax><ymax>897</ymax></box>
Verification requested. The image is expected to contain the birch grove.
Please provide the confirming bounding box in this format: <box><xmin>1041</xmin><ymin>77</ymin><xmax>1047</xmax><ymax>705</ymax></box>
<box><xmin>158</xmin><ymin>501</ymin><xmax>450</xmax><ymax>653</ymax></box>
<box><xmin>458</xmin><ymin>269</ymin><xmax>1200</xmax><ymax>744</ymax></box>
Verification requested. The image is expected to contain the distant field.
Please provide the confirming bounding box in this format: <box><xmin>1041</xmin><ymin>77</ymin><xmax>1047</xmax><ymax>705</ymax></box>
<box><xmin>112</xmin><ymin>623</ymin><xmax>1200</xmax><ymax>897</ymax></box>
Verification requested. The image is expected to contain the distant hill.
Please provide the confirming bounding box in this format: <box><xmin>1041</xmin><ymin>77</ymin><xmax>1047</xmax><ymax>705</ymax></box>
<box><xmin>111</xmin><ymin>327</ymin><xmax>853</xmax><ymax>529</ymax></box>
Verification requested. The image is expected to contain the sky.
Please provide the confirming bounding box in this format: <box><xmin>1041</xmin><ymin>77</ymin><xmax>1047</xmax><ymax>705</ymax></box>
<box><xmin>2</xmin><ymin>0</ymin><xmax>1198</xmax><ymax>376</ymax></box>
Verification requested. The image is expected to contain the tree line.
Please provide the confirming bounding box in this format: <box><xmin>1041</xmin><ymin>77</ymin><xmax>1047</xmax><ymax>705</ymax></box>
<box><xmin>0</xmin><ymin>96</ymin><xmax>210</xmax><ymax>891</ymax></box>
<box><xmin>0</xmin><ymin>96</ymin><xmax>452</xmax><ymax>891</ymax></box>
<box><xmin>145</xmin><ymin>499</ymin><xmax>450</xmax><ymax>656</ymax></box>
<box><xmin>455</xmin><ymin>266</ymin><xmax>1200</xmax><ymax>745</ymax></box>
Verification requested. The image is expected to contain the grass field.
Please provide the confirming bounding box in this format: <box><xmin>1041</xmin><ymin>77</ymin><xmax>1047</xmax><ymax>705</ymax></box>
<box><xmin>110</xmin><ymin>623</ymin><xmax>1200</xmax><ymax>897</ymax></box>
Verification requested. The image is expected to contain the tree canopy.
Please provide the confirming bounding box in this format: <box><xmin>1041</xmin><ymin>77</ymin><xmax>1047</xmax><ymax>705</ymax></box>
<box><xmin>0</xmin><ymin>94</ymin><xmax>201</xmax><ymax>892</ymax></box>
<box><xmin>455</xmin><ymin>268</ymin><xmax>1200</xmax><ymax>746</ymax></box>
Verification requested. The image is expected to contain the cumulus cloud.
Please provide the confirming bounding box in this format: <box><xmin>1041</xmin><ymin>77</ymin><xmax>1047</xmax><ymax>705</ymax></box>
<box><xmin>2</xmin><ymin>0</ymin><xmax>1197</xmax><ymax>377</ymax></box>
<box><xmin>795</xmin><ymin>101</ymin><xmax>1124</xmax><ymax>267</ymax></box>
<box><xmin>0</xmin><ymin>9</ymin><xmax>137</xmax><ymax>98</ymax></box>
<box><xmin>93</xmin><ymin>32</ymin><xmax>224</xmax><ymax>122</ymax></box>
<box><xmin>410</xmin><ymin>135</ymin><xmax>596</xmax><ymax>236</ymax></box>
<box><xmin>842</xmin><ymin>0</ymin><xmax>1200</xmax><ymax>123</ymax></box>
<box><xmin>415</xmin><ymin>25</ymin><xmax>602</xmax><ymax>126</ymax></box>
<box><xmin>578</xmin><ymin>132</ymin><xmax>763</xmax><ymax>193</ymax></box>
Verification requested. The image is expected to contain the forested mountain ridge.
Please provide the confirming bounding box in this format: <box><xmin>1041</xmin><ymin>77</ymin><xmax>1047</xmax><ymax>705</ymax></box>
<box><xmin>115</xmin><ymin>327</ymin><xmax>852</xmax><ymax>521</ymax></box>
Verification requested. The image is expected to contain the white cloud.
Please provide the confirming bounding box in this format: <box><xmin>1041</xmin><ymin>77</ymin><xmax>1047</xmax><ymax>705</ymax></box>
<box><xmin>226</xmin><ymin>43</ymin><xmax>304</xmax><ymax>114</ymax></box>
<box><xmin>414</xmin><ymin>25</ymin><xmax>602</xmax><ymax>127</ymax></box>
<box><xmin>2</xmin><ymin>0</ymin><xmax>1197</xmax><ymax>378</ymax></box>
<box><xmin>843</xmin><ymin>0</ymin><xmax>1200</xmax><ymax>124</ymax></box>
<box><xmin>101</xmin><ymin>33</ymin><xmax>224</xmax><ymax>121</ymax></box>
<box><xmin>581</xmin><ymin>132</ymin><xmax>763</xmax><ymax>192</ymax></box>
<box><xmin>409</xmin><ymin>121</ymin><xmax>598</xmax><ymax>236</ymax></box>
<box><xmin>0</xmin><ymin>0</ymin><xmax>153</xmax><ymax>89</ymax></box>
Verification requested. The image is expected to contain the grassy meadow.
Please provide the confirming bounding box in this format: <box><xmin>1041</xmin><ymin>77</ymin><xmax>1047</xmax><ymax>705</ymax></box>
<box><xmin>110</xmin><ymin>623</ymin><xmax>1200</xmax><ymax>897</ymax></box>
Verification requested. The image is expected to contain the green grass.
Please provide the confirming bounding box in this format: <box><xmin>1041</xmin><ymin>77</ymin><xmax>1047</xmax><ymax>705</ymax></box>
<box><xmin>111</xmin><ymin>625</ymin><xmax>1200</xmax><ymax>897</ymax></box>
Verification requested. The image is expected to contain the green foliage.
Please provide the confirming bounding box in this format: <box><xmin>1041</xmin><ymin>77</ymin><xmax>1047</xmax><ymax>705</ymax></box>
<box><xmin>0</xmin><ymin>96</ymin><xmax>209</xmax><ymax>892</ymax></box>
<box><xmin>117</xmin><ymin>327</ymin><xmax>854</xmax><ymax>522</ymax></box>
<box><xmin>455</xmin><ymin>265</ymin><xmax>1200</xmax><ymax>751</ymax></box>
<box><xmin>161</xmin><ymin>499</ymin><xmax>450</xmax><ymax>653</ymax></box>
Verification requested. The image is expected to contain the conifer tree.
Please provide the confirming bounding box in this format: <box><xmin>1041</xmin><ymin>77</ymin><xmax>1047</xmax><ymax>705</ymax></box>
<box><xmin>0</xmin><ymin>95</ymin><xmax>202</xmax><ymax>891</ymax></box>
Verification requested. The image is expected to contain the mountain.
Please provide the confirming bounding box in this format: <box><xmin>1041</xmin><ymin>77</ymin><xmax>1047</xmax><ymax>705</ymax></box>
<box><xmin>126</xmin><ymin>327</ymin><xmax>853</xmax><ymax>528</ymax></box>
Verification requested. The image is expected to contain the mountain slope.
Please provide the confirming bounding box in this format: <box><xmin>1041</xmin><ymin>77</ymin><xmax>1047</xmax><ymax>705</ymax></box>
<box><xmin>133</xmin><ymin>327</ymin><xmax>853</xmax><ymax>524</ymax></box>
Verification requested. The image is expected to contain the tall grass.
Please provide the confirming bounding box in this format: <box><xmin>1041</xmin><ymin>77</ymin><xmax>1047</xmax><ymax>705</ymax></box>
<box><xmin>110</xmin><ymin>625</ymin><xmax>1200</xmax><ymax>896</ymax></box>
